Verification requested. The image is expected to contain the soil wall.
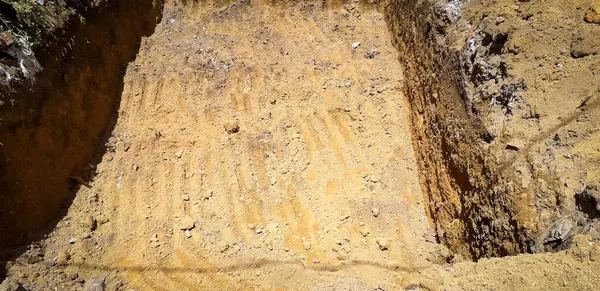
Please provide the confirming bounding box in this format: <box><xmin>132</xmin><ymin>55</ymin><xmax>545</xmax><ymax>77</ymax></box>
<box><xmin>385</xmin><ymin>0</ymin><xmax>532</xmax><ymax>259</ymax></box>
<box><xmin>0</xmin><ymin>0</ymin><xmax>163</xmax><ymax>247</ymax></box>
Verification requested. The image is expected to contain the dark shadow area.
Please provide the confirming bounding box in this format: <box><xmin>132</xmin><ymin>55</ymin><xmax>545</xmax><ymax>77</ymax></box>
<box><xmin>575</xmin><ymin>185</ymin><xmax>600</xmax><ymax>219</ymax></box>
<box><xmin>0</xmin><ymin>0</ymin><xmax>164</xmax><ymax>282</ymax></box>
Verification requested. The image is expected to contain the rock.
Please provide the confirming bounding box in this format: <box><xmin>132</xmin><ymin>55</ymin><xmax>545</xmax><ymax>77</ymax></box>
<box><xmin>177</xmin><ymin>216</ymin><xmax>195</xmax><ymax>230</ymax></box>
<box><xmin>83</xmin><ymin>277</ymin><xmax>106</xmax><ymax>291</ymax></box>
<box><xmin>182</xmin><ymin>195</ymin><xmax>190</xmax><ymax>201</ymax></box>
<box><xmin>302</xmin><ymin>240</ymin><xmax>312</xmax><ymax>250</ymax></box>
<box><xmin>150</xmin><ymin>233</ymin><xmax>159</xmax><ymax>242</ymax></box>
<box><xmin>247</xmin><ymin>223</ymin><xmax>256</xmax><ymax>230</ymax></box>
<box><xmin>175</xmin><ymin>151</ymin><xmax>183</xmax><ymax>158</ymax></box>
<box><xmin>67</xmin><ymin>271</ymin><xmax>79</xmax><ymax>281</ymax></box>
<box><xmin>364</xmin><ymin>50</ymin><xmax>380</xmax><ymax>59</ymax></box>
<box><xmin>219</xmin><ymin>242</ymin><xmax>230</xmax><ymax>253</ymax></box>
<box><xmin>69</xmin><ymin>237</ymin><xmax>77</xmax><ymax>244</ymax></box>
<box><xmin>385</xmin><ymin>260</ymin><xmax>400</xmax><ymax>270</ymax></box>
<box><xmin>371</xmin><ymin>207</ymin><xmax>380</xmax><ymax>217</ymax></box>
<box><xmin>57</xmin><ymin>250</ymin><xmax>70</xmax><ymax>265</ymax></box>
<box><xmin>571</xmin><ymin>30</ymin><xmax>599</xmax><ymax>58</ymax></box>
<box><xmin>542</xmin><ymin>213</ymin><xmax>584</xmax><ymax>247</ymax></box>
<box><xmin>184</xmin><ymin>230</ymin><xmax>192</xmax><ymax>238</ymax></box>
<box><xmin>202</xmin><ymin>189</ymin><xmax>214</xmax><ymax>200</ymax></box>
<box><xmin>95</xmin><ymin>214</ymin><xmax>109</xmax><ymax>225</ymax></box>
<box><xmin>81</xmin><ymin>215</ymin><xmax>97</xmax><ymax>231</ymax></box>
<box><xmin>0</xmin><ymin>277</ymin><xmax>25</xmax><ymax>291</ymax></box>
<box><xmin>0</xmin><ymin>31</ymin><xmax>15</xmax><ymax>51</ymax></box>
<box><xmin>352</xmin><ymin>42</ymin><xmax>361</xmax><ymax>49</ymax></box>
<box><xmin>376</xmin><ymin>238</ymin><xmax>390</xmax><ymax>251</ymax></box>
<box><xmin>584</xmin><ymin>9</ymin><xmax>600</xmax><ymax>24</ymax></box>
<box><xmin>344</xmin><ymin>80</ymin><xmax>352</xmax><ymax>88</ymax></box>
<box><xmin>224</xmin><ymin>121</ymin><xmax>240</xmax><ymax>134</ymax></box>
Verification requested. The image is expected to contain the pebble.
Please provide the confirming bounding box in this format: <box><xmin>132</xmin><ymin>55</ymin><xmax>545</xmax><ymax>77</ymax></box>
<box><xmin>385</xmin><ymin>260</ymin><xmax>400</xmax><ymax>270</ymax></box>
<box><xmin>371</xmin><ymin>207</ymin><xmax>380</xmax><ymax>217</ymax></box>
<box><xmin>57</xmin><ymin>251</ymin><xmax>69</xmax><ymax>265</ymax></box>
<box><xmin>344</xmin><ymin>80</ymin><xmax>352</xmax><ymax>87</ymax></box>
<box><xmin>202</xmin><ymin>190</ymin><xmax>214</xmax><ymax>200</ymax></box>
<box><xmin>352</xmin><ymin>42</ymin><xmax>361</xmax><ymax>49</ymax></box>
<box><xmin>184</xmin><ymin>230</ymin><xmax>192</xmax><ymax>238</ymax></box>
<box><xmin>219</xmin><ymin>243</ymin><xmax>230</xmax><ymax>253</ymax></box>
<box><xmin>376</xmin><ymin>238</ymin><xmax>390</xmax><ymax>251</ymax></box>
<box><xmin>178</xmin><ymin>216</ymin><xmax>195</xmax><ymax>230</ymax></box>
<box><xmin>182</xmin><ymin>195</ymin><xmax>190</xmax><ymax>201</ymax></box>
<box><xmin>95</xmin><ymin>214</ymin><xmax>109</xmax><ymax>225</ymax></box>
<box><xmin>69</xmin><ymin>237</ymin><xmax>77</xmax><ymax>244</ymax></box>
<box><xmin>82</xmin><ymin>216</ymin><xmax>96</xmax><ymax>231</ymax></box>
<box><xmin>67</xmin><ymin>271</ymin><xmax>79</xmax><ymax>281</ymax></box>
<box><xmin>247</xmin><ymin>223</ymin><xmax>256</xmax><ymax>230</ymax></box>
<box><xmin>302</xmin><ymin>240</ymin><xmax>312</xmax><ymax>250</ymax></box>
<box><xmin>224</xmin><ymin>121</ymin><xmax>240</xmax><ymax>134</ymax></box>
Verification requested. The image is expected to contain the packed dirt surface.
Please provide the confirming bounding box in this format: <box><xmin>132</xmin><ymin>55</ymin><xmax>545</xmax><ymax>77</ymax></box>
<box><xmin>2</xmin><ymin>0</ymin><xmax>600</xmax><ymax>290</ymax></box>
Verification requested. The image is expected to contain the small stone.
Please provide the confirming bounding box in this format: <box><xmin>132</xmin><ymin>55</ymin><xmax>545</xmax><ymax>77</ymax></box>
<box><xmin>184</xmin><ymin>230</ymin><xmax>192</xmax><ymax>238</ymax></box>
<box><xmin>57</xmin><ymin>251</ymin><xmax>70</xmax><ymax>265</ymax></box>
<box><xmin>0</xmin><ymin>277</ymin><xmax>24</xmax><ymax>291</ymax></box>
<box><xmin>219</xmin><ymin>243</ymin><xmax>230</xmax><ymax>253</ymax></box>
<box><xmin>95</xmin><ymin>214</ymin><xmax>109</xmax><ymax>225</ymax></box>
<box><xmin>344</xmin><ymin>80</ymin><xmax>352</xmax><ymax>88</ymax></box>
<box><xmin>178</xmin><ymin>216</ymin><xmax>195</xmax><ymax>230</ymax></box>
<box><xmin>175</xmin><ymin>151</ymin><xmax>183</xmax><ymax>158</ymax></box>
<box><xmin>584</xmin><ymin>9</ymin><xmax>600</xmax><ymax>24</ymax></box>
<box><xmin>182</xmin><ymin>195</ymin><xmax>190</xmax><ymax>201</ymax></box>
<box><xmin>224</xmin><ymin>121</ymin><xmax>240</xmax><ymax>134</ymax></box>
<box><xmin>571</xmin><ymin>30</ymin><xmax>599</xmax><ymax>58</ymax></box>
<box><xmin>68</xmin><ymin>272</ymin><xmax>78</xmax><ymax>281</ymax></box>
<box><xmin>202</xmin><ymin>190</ymin><xmax>214</xmax><ymax>200</ymax></box>
<box><xmin>376</xmin><ymin>238</ymin><xmax>390</xmax><ymax>251</ymax></box>
<box><xmin>247</xmin><ymin>223</ymin><xmax>256</xmax><ymax>230</ymax></box>
<box><xmin>386</xmin><ymin>260</ymin><xmax>400</xmax><ymax>270</ymax></box>
<box><xmin>0</xmin><ymin>31</ymin><xmax>15</xmax><ymax>50</ymax></box>
<box><xmin>150</xmin><ymin>233</ymin><xmax>159</xmax><ymax>242</ymax></box>
<box><xmin>81</xmin><ymin>216</ymin><xmax>96</xmax><ymax>231</ymax></box>
<box><xmin>69</xmin><ymin>238</ymin><xmax>77</xmax><ymax>244</ymax></box>
<box><xmin>352</xmin><ymin>42</ymin><xmax>361</xmax><ymax>49</ymax></box>
<box><xmin>83</xmin><ymin>277</ymin><xmax>106</xmax><ymax>291</ymax></box>
<box><xmin>302</xmin><ymin>240</ymin><xmax>312</xmax><ymax>250</ymax></box>
<box><xmin>371</xmin><ymin>207</ymin><xmax>380</xmax><ymax>217</ymax></box>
